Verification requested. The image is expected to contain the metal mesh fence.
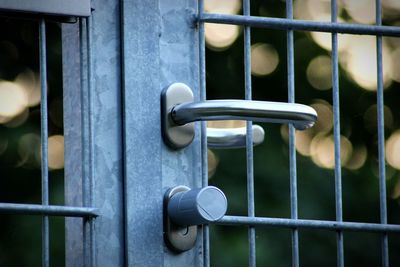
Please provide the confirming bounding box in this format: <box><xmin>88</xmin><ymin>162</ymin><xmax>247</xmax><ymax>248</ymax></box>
<box><xmin>198</xmin><ymin>0</ymin><xmax>400</xmax><ymax>266</ymax></box>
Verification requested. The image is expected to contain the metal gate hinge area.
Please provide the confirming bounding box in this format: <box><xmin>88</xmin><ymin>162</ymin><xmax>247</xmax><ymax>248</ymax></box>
<box><xmin>0</xmin><ymin>0</ymin><xmax>91</xmax><ymax>17</ymax></box>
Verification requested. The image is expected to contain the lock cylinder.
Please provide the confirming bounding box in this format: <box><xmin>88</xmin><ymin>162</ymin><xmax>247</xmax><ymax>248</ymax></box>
<box><xmin>167</xmin><ymin>186</ymin><xmax>227</xmax><ymax>226</ymax></box>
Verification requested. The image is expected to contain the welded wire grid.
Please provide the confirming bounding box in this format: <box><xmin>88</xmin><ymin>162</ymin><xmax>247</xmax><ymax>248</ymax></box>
<box><xmin>0</xmin><ymin>17</ymin><xmax>97</xmax><ymax>267</ymax></box>
<box><xmin>198</xmin><ymin>0</ymin><xmax>400</xmax><ymax>266</ymax></box>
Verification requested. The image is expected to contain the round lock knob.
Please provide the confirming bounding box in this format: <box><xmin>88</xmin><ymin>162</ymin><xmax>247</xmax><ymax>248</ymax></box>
<box><xmin>167</xmin><ymin>186</ymin><xmax>227</xmax><ymax>226</ymax></box>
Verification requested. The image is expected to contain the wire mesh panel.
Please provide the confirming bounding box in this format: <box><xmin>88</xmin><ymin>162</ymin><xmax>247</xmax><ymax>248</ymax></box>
<box><xmin>0</xmin><ymin>1</ymin><xmax>125</xmax><ymax>265</ymax></box>
<box><xmin>197</xmin><ymin>0</ymin><xmax>400</xmax><ymax>266</ymax></box>
<box><xmin>0</xmin><ymin>15</ymin><xmax>98</xmax><ymax>267</ymax></box>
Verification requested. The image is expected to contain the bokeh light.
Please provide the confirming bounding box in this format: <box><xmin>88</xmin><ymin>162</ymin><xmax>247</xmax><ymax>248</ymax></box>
<box><xmin>208</xmin><ymin>120</ymin><xmax>246</xmax><ymax>128</ymax></box>
<box><xmin>295</xmin><ymin>130</ymin><xmax>313</xmax><ymax>156</ymax></box>
<box><xmin>294</xmin><ymin>0</ymin><xmax>332</xmax><ymax>21</ymax></box>
<box><xmin>345</xmin><ymin>144</ymin><xmax>368</xmax><ymax>170</ymax></box>
<box><xmin>204</xmin><ymin>0</ymin><xmax>241</xmax><ymax>51</ymax></box>
<box><xmin>251</xmin><ymin>43</ymin><xmax>279</xmax><ymax>76</ymax></box>
<box><xmin>48</xmin><ymin>135</ymin><xmax>64</xmax><ymax>170</ymax></box>
<box><xmin>5</xmin><ymin>108</ymin><xmax>29</xmax><ymax>128</ymax></box>
<box><xmin>383</xmin><ymin>0</ymin><xmax>400</xmax><ymax>18</ymax></box>
<box><xmin>389</xmin><ymin>47</ymin><xmax>400</xmax><ymax>83</ymax></box>
<box><xmin>0</xmin><ymin>81</ymin><xmax>28</xmax><ymax>123</ymax></box>
<box><xmin>205</xmin><ymin>23</ymin><xmax>240</xmax><ymax>51</ymax></box>
<box><xmin>204</xmin><ymin>0</ymin><xmax>241</xmax><ymax>14</ymax></box>
<box><xmin>340</xmin><ymin>36</ymin><xmax>392</xmax><ymax>91</ymax></box>
<box><xmin>281</xmin><ymin>100</ymin><xmax>337</xmax><ymax>162</ymax></box>
<box><xmin>342</xmin><ymin>0</ymin><xmax>375</xmax><ymax>24</ymax></box>
<box><xmin>310</xmin><ymin>31</ymin><xmax>350</xmax><ymax>52</ymax></box>
<box><xmin>281</xmin><ymin>98</ymin><xmax>367</xmax><ymax>170</ymax></box>
<box><xmin>310</xmin><ymin>134</ymin><xmax>353</xmax><ymax>169</ymax></box>
<box><xmin>15</xmin><ymin>69</ymin><xmax>41</xmax><ymax>107</ymax></box>
<box><xmin>17</xmin><ymin>134</ymin><xmax>65</xmax><ymax>170</ymax></box>
<box><xmin>294</xmin><ymin>1</ymin><xmax>397</xmax><ymax>92</ymax></box>
<box><xmin>386</xmin><ymin>130</ymin><xmax>400</xmax><ymax>170</ymax></box>
<box><xmin>310</xmin><ymin>100</ymin><xmax>333</xmax><ymax>133</ymax></box>
<box><xmin>307</xmin><ymin>56</ymin><xmax>332</xmax><ymax>90</ymax></box>
<box><xmin>392</xmin><ymin>176</ymin><xmax>400</xmax><ymax>199</ymax></box>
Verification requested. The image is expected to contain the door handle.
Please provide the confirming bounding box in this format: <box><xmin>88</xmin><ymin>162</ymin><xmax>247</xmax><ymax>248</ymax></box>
<box><xmin>162</xmin><ymin>83</ymin><xmax>317</xmax><ymax>149</ymax></box>
<box><xmin>207</xmin><ymin>124</ymin><xmax>265</xmax><ymax>148</ymax></box>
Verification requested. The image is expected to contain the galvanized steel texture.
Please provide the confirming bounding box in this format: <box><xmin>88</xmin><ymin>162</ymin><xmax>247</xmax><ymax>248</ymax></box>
<box><xmin>121</xmin><ymin>0</ymin><xmax>203</xmax><ymax>266</ymax></box>
<box><xmin>63</xmin><ymin>0</ymin><xmax>125</xmax><ymax>265</ymax></box>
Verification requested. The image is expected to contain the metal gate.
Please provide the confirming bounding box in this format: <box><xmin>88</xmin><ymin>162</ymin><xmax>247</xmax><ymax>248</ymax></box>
<box><xmin>0</xmin><ymin>0</ymin><xmax>400</xmax><ymax>266</ymax></box>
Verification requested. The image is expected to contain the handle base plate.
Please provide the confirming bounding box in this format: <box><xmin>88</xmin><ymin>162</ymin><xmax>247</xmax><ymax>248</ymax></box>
<box><xmin>161</xmin><ymin>83</ymin><xmax>195</xmax><ymax>149</ymax></box>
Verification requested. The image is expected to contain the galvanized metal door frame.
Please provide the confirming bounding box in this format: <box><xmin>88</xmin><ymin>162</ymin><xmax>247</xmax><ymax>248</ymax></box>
<box><xmin>121</xmin><ymin>0</ymin><xmax>204</xmax><ymax>266</ymax></box>
<box><xmin>64</xmin><ymin>0</ymin><xmax>204</xmax><ymax>266</ymax></box>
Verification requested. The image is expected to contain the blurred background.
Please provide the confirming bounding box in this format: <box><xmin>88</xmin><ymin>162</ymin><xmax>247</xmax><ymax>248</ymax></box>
<box><xmin>0</xmin><ymin>0</ymin><xmax>400</xmax><ymax>266</ymax></box>
<box><xmin>0</xmin><ymin>18</ymin><xmax>65</xmax><ymax>267</ymax></box>
<box><xmin>204</xmin><ymin>0</ymin><xmax>400</xmax><ymax>266</ymax></box>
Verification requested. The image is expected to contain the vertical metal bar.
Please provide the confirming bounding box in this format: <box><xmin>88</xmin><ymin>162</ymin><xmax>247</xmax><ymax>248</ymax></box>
<box><xmin>63</xmin><ymin>22</ymin><xmax>85</xmax><ymax>267</ymax></box>
<box><xmin>331</xmin><ymin>1</ymin><xmax>344</xmax><ymax>267</ymax></box>
<box><xmin>39</xmin><ymin>18</ymin><xmax>50</xmax><ymax>267</ymax></box>
<box><xmin>375</xmin><ymin>1</ymin><xmax>389</xmax><ymax>266</ymax></box>
<box><xmin>79</xmin><ymin>18</ymin><xmax>91</xmax><ymax>267</ymax></box>
<box><xmin>199</xmin><ymin>0</ymin><xmax>209</xmax><ymax>266</ymax></box>
<box><xmin>286</xmin><ymin>1</ymin><xmax>299</xmax><ymax>267</ymax></box>
<box><xmin>243</xmin><ymin>1</ymin><xmax>256</xmax><ymax>266</ymax></box>
<box><xmin>85</xmin><ymin>16</ymin><xmax>96</xmax><ymax>267</ymax></box>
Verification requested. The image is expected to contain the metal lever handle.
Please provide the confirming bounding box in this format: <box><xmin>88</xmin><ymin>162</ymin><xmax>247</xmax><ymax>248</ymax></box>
<box><xmin>172</xmin><ymin>100</ymin><xmax>317</xmax><ymax>130</ymax></box>
<box><xmin>162</xmin><ymin>83</ymin><xmax>317</xmax><ymax>149</ymax></box>
<box><xmin>207</xmin><ymin>124</ymin><xmax>265</xmax><ymax>148</ymax></box>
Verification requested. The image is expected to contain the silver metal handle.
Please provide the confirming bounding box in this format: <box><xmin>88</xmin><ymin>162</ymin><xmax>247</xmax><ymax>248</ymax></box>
<box><xmin>162</xmin><ymin>83</ymin><xmax>317</xmax><ymax>149</ymax></box>
<box><xmin>172</xmin><ymin>100</ymin><xmax>317</xmax><ymax>130</ymax></box>
<box><xmin>207</xmin><ymin>125</ymin><xmax>265</xmax><ymax>148</ymax></box>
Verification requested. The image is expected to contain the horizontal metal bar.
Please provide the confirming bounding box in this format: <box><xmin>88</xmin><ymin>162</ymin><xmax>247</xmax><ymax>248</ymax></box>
<box><xmin>207</xmin><ymin>124</ymin><xmax>265</xmax><ymax>149</ymax></box>
<box><xmin>216</xmin><ymin>216</ymin><xmax>400</xmax><ymax>233</ymax></box>
<box><xmin>0</xmin><ymin>0</ymin><xmax>91</xmax><ymax>17</ymax></box>
<box><xmin>172</xmin><ymin>100</ymin><xmax>317</xmax><ymax>130</ymax></box>
<box><xmin>0</xmin><ymin>203</ymin><xmax>99</xmax><ymax>217</ymax></box>
<box><xmin>199</xmin><ymin>13</ymin><xmax>400</xmax><ymax>37</ymax></box>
